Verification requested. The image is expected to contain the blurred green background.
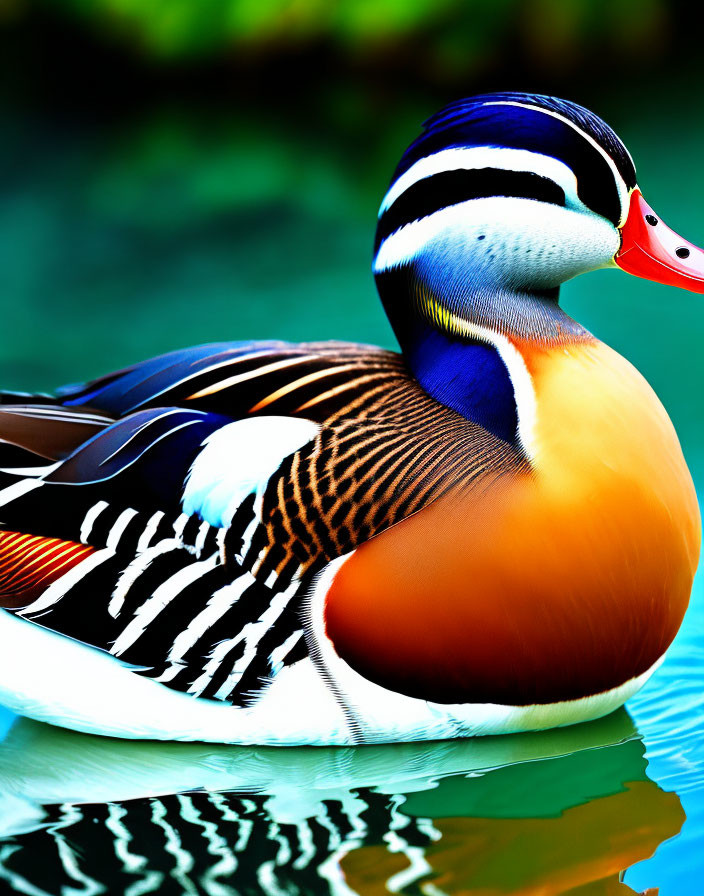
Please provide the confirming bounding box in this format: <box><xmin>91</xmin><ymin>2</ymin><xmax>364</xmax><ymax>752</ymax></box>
<box><xmin>0</xmin><ymin>0</ymin><xmax>702</xmax><ymax>476</ymax></box>
<box><xmin>1</xmin><ymin>3</ymin><xmax>704</xmax><ymax>894</ymax></box>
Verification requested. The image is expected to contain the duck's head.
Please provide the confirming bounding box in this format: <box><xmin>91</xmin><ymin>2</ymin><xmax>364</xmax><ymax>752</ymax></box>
<box><xmin>373</xmin><ymin>92</ymin><xmax>704</xmax><ymax>347</ymax></box>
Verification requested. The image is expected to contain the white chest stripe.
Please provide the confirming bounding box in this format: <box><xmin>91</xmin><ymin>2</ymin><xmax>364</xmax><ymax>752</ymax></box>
<box><xmin>436</xmin><ymin>310</ymin><xmax>537</xmax><ymax>459</ymax></box>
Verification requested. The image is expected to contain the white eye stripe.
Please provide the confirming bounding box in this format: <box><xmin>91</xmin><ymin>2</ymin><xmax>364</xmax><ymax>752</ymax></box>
<box><xmin>485</xmin><ymin>101</ymin><xmax>631</xmax><ymax>226</ymax></box>
<box><xmin>380</xmin><ymin>147</ymin><xmax>584</xmax><ymax>217</ymax></box>
<box><xmin>375</xmin><ymin>197</ymin><xmax>525</xmax><ymax>272</ymax></box>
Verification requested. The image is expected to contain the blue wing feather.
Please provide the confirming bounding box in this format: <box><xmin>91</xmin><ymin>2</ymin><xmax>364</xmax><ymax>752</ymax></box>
<box><xmin>57</xmin><ymin>341</ymin><xmax>290</xmax><ymax>416</ymax></box>
<box><xmin>45</xmin><ymin>407</ymin><xmax>232</xmax><ymax>511</ymax></box>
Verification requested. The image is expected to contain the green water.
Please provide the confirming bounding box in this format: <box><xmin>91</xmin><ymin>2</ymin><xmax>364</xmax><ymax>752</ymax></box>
<box><xmin>0</xmin><ymin>86</ymin><xmax>703</xmax><ymax>894</ymax></box>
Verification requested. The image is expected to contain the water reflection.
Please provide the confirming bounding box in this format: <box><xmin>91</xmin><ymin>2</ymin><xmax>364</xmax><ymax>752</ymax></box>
<box><xmin>0</xmin><ymin>711</ymin><xmax>682</xmax><ymax>896</ymax></box>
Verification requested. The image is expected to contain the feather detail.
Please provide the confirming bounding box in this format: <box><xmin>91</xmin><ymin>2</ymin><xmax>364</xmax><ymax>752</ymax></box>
<box><xmin>0</xmin><ymin>530</ymin><xmax>93</xmax><ymax>608</ymax></box>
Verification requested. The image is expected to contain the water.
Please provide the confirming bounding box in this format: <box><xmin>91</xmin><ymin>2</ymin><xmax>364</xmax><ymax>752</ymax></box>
<box><xmin>0</xmin><ymin>709</ymin><xmax>692</xmax><ymax>895</ymax></box>
<box><xmin>1</xmin><ymin>88</ymin><xmax>704</xmax><ymax>894</ymax></box>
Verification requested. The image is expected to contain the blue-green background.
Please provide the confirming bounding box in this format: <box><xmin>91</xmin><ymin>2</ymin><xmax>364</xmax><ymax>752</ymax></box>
<box><xmin>0</xmin><ymin>2</ymin><xmax>703</xmax><ymax>893</ymax></box>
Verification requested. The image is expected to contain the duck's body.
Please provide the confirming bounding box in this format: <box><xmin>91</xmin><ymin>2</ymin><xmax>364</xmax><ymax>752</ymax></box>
<box><xmin>326</xmin><ymin>339</ymin><xmax>698</xmax><ymax>711</ymax></box>
<box><xmin>0</xmin><ymin>93</ymin><xmax>700</xmax><ymax>744</ymax></box>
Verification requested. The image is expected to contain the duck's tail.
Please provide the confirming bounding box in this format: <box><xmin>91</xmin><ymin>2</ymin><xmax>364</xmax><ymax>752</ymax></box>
<box><xmin>0</xmin><ymin>402</ymin><xmax>115</xmax><ymax>479</ymax></box>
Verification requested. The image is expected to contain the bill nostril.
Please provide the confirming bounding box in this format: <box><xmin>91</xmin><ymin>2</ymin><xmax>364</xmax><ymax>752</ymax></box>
<box><xmin>676</xmin><ymin>247</ymin><xmax>691</xmax><ymax>259</ymax></box>
<box><xmin>645</xmin><ymin>214</ymin><xmax>659</xmax><ymax>226</ymax></box>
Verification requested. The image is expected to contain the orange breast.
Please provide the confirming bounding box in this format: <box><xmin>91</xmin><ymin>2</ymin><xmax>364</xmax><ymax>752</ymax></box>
<box><xmin>324</xmin><ymin>340</ymin><xmax>701</xmax><ymax>705</ymax></box>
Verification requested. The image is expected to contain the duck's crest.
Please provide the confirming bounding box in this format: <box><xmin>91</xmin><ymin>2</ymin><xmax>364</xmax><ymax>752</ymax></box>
<box><xmin>409</xmin><ymin>92</ymin><xmax>636</xmax><ymax>191</ymax></box>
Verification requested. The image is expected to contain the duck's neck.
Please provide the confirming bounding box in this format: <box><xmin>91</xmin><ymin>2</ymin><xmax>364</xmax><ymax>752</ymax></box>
<box><xmin>377</xmin><ymin>266</ymin><xmax>593</xmax><ymax>448</ymax></box>
<box><xmin>404</xmin><ymin>322</ymin><xmax>520</xmax><ymax>444</ymax></box>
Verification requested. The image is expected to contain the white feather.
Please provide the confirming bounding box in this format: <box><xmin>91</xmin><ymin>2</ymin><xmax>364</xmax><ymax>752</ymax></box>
<box><xmin>182</xmin><ymin>416</ymin><xmax>320</xmax><ymax>529</ymax></box>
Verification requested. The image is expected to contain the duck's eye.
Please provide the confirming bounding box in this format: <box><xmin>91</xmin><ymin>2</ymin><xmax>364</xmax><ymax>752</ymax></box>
<box><xmin>676</xmin><ymin>247</ymin><xmax>690</xmax><ymax>259</ymax></box>
<box><xmin>645</xmin><ymin>214</ymin><xmax>658</xmax><ymax>226</ymax></box>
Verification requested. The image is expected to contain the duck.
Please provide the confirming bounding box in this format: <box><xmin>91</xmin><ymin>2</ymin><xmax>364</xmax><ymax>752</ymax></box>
<box><xmin>0</xmin><ymin>92</ymin><xmax>700</xmax><ymax>745</ymax></box>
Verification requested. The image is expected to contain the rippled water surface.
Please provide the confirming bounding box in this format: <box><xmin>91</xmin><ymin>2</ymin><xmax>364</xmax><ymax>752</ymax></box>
<box><xmin>1</xmin><ymin>89</ymin><xmax>703</xmax><ymax>894</ymax></box>
<box><xmin>1</xmin><ymin>627</ymin><xmax>704</xmax><ymax>896</ymax></box>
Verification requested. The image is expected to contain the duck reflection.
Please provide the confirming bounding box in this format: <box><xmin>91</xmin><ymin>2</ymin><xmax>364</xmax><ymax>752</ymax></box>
<box><xmin>0</xmin><ymin>711</ymin><xmax>683</xmax><ymax>896</ymax></box>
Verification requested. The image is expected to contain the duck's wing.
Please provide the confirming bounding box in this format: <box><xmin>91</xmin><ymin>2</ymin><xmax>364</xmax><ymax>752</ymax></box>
<box><xmin>0</xmin><ymin>405</ymin><xmax>317</xmax><ymax>702</ymax></box>
<box><xmin>0</xmin><ymin>340</ymin><xmax>401</xmax><ymax>468</ymax></box>
<box><xmin>53</xmin><ymin>340</ymin><xmax>407</xmax><ymax>423</ymax></box>
<box><xmin>0</xmin><ymin>342</ymin><xmax>524</xmax><ymax>716</ymax></box>
<box><xmin>0</xmin><ymin>405</ymin><xmax>116</xmax><ymax>471</ymax></box>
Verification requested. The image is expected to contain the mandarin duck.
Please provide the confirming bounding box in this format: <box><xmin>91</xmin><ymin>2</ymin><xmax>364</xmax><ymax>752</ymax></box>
<box><xmin>0</xmin><ymin>93</ymin><xmax>700</xmax><ymax>744</ymax></box>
